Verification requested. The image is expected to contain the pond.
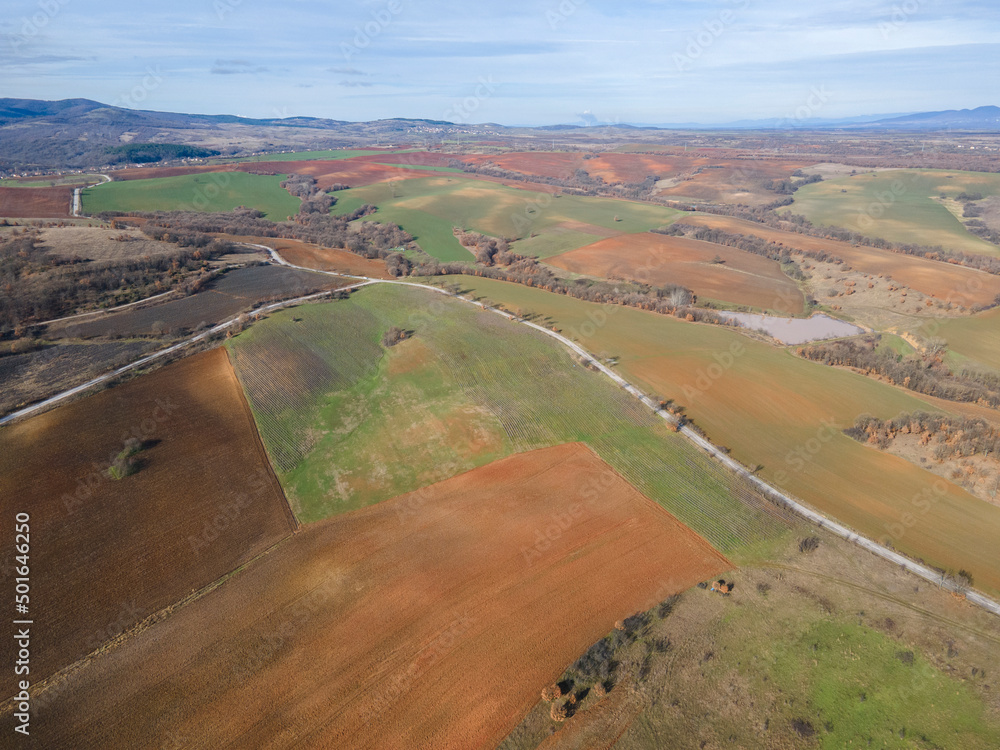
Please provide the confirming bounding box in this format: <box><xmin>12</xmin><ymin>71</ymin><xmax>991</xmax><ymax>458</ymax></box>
<box><xmin>715</xmin><ymin>311</ymin><xmax>864</xmax><ymax>345</ymax></box>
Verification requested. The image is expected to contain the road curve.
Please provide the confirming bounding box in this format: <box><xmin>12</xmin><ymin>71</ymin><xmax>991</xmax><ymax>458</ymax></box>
<box><xmin>72</xmin><ymin>174</ymin><xmax>111</xmax><ymax>217</ymax></box>
<box><xmin>6</xmin><ymin>242</ymin><xmax>1000</xmax><ymax>618</ymax></box>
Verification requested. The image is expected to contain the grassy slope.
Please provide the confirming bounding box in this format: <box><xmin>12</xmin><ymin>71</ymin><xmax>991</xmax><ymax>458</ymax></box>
<box><xmin>788</xmin><ymin>169</ymin><xmax>1000</xmax><ymax>256</ymax></box>
<box><xmin>81</xmin><ymin>171</ymin><xmax>301</xmax><ymax>218</ymax></box>
<box><xmin>330</xmin><ymin>176</ymin><xmax>681</xmax><ymax>261</ymax></box>
<box><xmin>936</xmin><ymin>306</ymin><xmax>1000</xmax><ymax>371</ymax></box>
<box><xmin>503</xmin><ymin>528</ymin><xmax>1000</xmax><ymax>750</ymax></box>
<box><xmin>427</xmin><ymin>275</ymin><xmax>1000</xmax><ymax>594</ymax></box>
<box><xmin>228</xmin><ymin>283</ymin><xmax>788</xmax><ymax>556</ymax></box>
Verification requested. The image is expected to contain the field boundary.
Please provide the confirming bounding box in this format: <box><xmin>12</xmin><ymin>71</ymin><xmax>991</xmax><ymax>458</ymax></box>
<box><xmin>7</xmin><ymin>242</ymin><xmax>1000</xmax><ymax>618</ymax></box>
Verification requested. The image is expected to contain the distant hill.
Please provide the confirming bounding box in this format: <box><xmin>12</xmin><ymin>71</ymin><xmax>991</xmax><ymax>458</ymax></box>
<box><xmin>1</xmin><ymin>98</ymin><xmax>998</xmax><ymax>171</ymax></box>
<box><xmin>864</xmin><ymin>106</ymin><xmax>1000</xmax><ymax>130</ymax></box>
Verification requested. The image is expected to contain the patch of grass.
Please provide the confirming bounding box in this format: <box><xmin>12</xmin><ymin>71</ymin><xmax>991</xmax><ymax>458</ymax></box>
<box><xmin>936</xmin><ymin>307</ymin><xmax>1000</xmax><ymax>372</ymax></box>
<box><xmin>875</xmin><ymin>333</ymin><xmax>916</xmax><ymax>358</ymax></box>
<box><xmin>787</xmin><ymin>169</ymin><xmax>1000</xmax><ymax>256</ymax></box>
<box><xmin>81</xmin><ymin>171</ymin><xmax>301</xmax><ymax>218</ymax></box>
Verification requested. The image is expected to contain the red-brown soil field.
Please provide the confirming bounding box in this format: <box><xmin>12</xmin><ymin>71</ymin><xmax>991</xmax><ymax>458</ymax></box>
<box><xmin>0</xmin><ymin>186</ymin><xmax>73</xmax><ymax>217</ymax></box>
<box><xmin>463</xmin><ymin>152</ymin><xmax>810</xmax><ymax>205</ymax></box>
<box><xmin>219</xmin><ymin>234</ymin><xmax>393</xmax><ymax>278</ymax></box>
<box><xmin>0</xmin><ymin>348</ymin><xmax>295</xmax><ymax>698</ymax></box>
<box><xmin>681</xmin><ymin>213</ymin><xmax>1000</xmax><ymax>307</ymax></box>
<box><xmin>548</xmin><ymin>232</ymin><xmax>804</xmax><ymax>313</ymax></box>
<box><xmin>111</xmin><ymin>164</ymin><xmax>234</xmax><ymax>181</ymax></box>
<box><xmin>232</xmin><ymin>158</ymin><xmax>433</xmax><ymax>189</ymax></box>
<box><xmin>18</xmin><ymin>443</ymin><xmax>730</xmax><ymax>749</ymax></box>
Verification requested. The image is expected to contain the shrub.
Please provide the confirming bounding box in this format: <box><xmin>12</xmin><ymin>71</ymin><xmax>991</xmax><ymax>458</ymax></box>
<box><xmin>799</xmin><ymin>536</ymin><xmax>820</xmax><ymax>553</ymax></box>
<box><xmin>381</xmin><ymin>326</ymin><xmax>407</xmax><ymax>348</ymax></box>
<box><xmin>541</xmin><ymin>684</ymin><xmax>561</xmax><ymax>702</ymax></box>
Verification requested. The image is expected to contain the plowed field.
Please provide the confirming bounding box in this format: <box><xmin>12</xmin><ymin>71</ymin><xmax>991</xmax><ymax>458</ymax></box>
<box><xmin>680</xmin><ymin>213</ymin><xmax>1000</xmax><ymax>307</ymax></box>
<box><xmin>25</xmin><ymin>443</ymin><xmax>729</xmax><ymax>749</ymax></box>
<box><xmin>0</xmin><ymin>348</ymin><xmax>294</xmax><ymax>697</ymax></box>
<box><xmin>548</xmin><ymin>232</ymin><xmax>804</xmax><ymax>313</ymax></box>
<box><xmin>0</xmin><ymin>186</ymin><xmax>72</xmax><ymax>217</ymax></box>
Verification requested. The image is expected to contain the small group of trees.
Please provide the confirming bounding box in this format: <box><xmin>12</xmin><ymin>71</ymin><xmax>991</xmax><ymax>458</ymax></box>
<box><xmin>846</xmin><ymin>411</ymin><xmax>1000</xmax><ymax>462</ymax></box>
<box><xmin>381</xmin><ymin>326</ymin><xmax>408</xmax><ymax>347</ymax></box>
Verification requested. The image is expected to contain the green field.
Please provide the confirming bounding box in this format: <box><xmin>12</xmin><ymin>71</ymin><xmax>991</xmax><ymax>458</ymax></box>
<box><xmin>330</xmin><ymin>176</ymin><xmax>682</xmax><ymax>261</ymax></box>
<box><xmin>424</xmin><ymin>275</ymin><xmax>1000</xmax><ymax>594</ymax></box>
<box><xmin>935</xmin><ymin>306</ymin><xmax>1000</xmax><ymax>371</ymax></box>
<box><xmin>227</xmin><ymin>283</ymin><xmax>788</xmax><ymax>555</ymax></box>
<box><xmin>788</xmin><ymin>169</ymin><xmax>1000</xmax><ymax>256</ymax></box>
<box><xmin>81</xmin><ymin>171</ymin><xmax>301</xmax><ymax>218</ymax></box>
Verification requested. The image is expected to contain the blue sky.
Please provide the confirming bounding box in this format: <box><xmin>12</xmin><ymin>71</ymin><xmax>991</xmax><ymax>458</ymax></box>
<box><xmin>2</xmin><ymin>0</ymin><xmax>998</xmax><ymax>125</ymax></box>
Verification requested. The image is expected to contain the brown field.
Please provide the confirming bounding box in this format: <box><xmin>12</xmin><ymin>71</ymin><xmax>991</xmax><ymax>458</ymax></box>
<box><xmin>463</xmin><ymin>152</ymin><xmax>810</xmax><ymax>205</ymax></box>
<box><xmin>0</xmin><ymin>348</ymin><xmax>294</xmax><ymax>697</ymax></box>
<box><xmin>0</xmin><ymin>186</ymin><xmax>73</xmax><ymax>217</ymax></box>
<box><xmin>233</xmin><ymin>159</ymin><xmax>431</xmax><ymax>189</ymax></box>
<box><xmin>681</xmin><ymin>213</ymin><xmax>1000</xmax><ymax>307</ymax></box>
<box><xmin>548</xmin><ymin>232</ymin><xmax>804</xmax><ymax>313</ymax></box>
<box><xmin>111</xmin><ymin>165</ymin><xmax>234</xmax><ymax>181</ymax></box>
<box><xmin>218</xmin><ymin>234</ymin><xmax>392</xmax><ymax>278</ymax></box>
<box><xmin>23</xmin><ymin>443</ymin><xmax>729</xmax><ymax>749</ymax></box>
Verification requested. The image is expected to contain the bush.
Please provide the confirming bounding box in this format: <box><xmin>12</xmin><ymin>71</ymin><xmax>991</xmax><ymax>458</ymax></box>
<box><xmin>799</xmin><ymin>536</ymin><xmax>820</xmax><ymax>553</ymax></box>
<box><xmin>108</xmin><ymin>438</ymin><xmax>143</xmax><ymax>480</ymax></box>
<box><xmin>381</xmin><ymin>326</ymin><xmax>407</xmax><ymax>348</ymax></box>
<box><xmin>541</xmin><ymin>684</ymin><xmax>561</xmax><ymax>702</ymax></box>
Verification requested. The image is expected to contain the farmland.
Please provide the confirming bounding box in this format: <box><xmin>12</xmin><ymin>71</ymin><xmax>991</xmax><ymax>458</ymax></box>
<box><xmin>788</xmin><ymin>169</ymin><xmax>1000</xmax><ymax>256</ymax></box>
<box><xmin>17</xmin><ymin>443</ymin><xmax>730</xmax><ymax>749</ymax></box>
<box><xmin>427</xmin><ymin>275</ymin><xmax>1000</xmax><ymax>594</ymax></box>
<box><xmin>0</xmin><ymin>185</ymin><xmax>72</xmax><ymax>217</ymax></box>
<box><xmin>81</xmin><ymin>171</ymin><xmax>302</xmax><ymax>218</ymax></box>
<box><xmin>679</xmin><ymin>213</ymin><xmax>1000</xmax><ymax>309</ymax></box>
<box><xmin>329</xmin><ymin>176</ymin><xmax>681</xmax><ymax>261</ymax></box>
<box><xmin>936</xmin><ymin>306</ymin><xmax>1000</xmax><ymax>371</ymax></box>
<box><xmin>229</xmin><ymin>283</ymin><xmax>790</xmax><ymax>553</ymax></box>
<box><xmin>461</xmin><ymin>151</ymin><xmax>812</xmax><ymax>206</ymax></box>
<box><xmin>0</xmin><ymin>348</ymin><xmax>294</xmax><ymax>695</ymax></box>
<box><xmin>547</xmin><ymin>232</ymin><xmax>805</xmax><ymax>313</ymax></box>
<box><xmin>49</xmin><ymin>265</ymin><xmax>346</xmax><ymax>339</ymax></box>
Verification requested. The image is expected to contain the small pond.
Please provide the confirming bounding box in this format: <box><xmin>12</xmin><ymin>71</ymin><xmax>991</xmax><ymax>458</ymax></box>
<box><xmin>715</xmin><ymin>312</ymin><xmax>864</xmax><ymax>345</ymax></box>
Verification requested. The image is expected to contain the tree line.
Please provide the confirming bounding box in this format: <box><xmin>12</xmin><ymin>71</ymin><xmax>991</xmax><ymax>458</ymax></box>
<box><xmin>798</xmin><ymin>335</ymin><xmax>1000</xmax><ymax>408</ymax></box>
<box><xmin>847</xmin><ymin>411</ymin><xmax>1000</xmax><ymax>464</ymax></box>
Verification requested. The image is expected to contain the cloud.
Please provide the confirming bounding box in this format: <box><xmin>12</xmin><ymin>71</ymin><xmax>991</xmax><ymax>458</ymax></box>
<box><xmin>327</xmin><ymin>66</ymin><xmax>370</xmax><ymax>75</ymax></box>
<box><xmin>339</xmin><ymin>80</ymin><xmax>374</xmax><ymax>87</ymax></box>
<box><xmin>211</xmin><ymin>59</ymin><xmax>269</xmax><ymax>75</ymax></box>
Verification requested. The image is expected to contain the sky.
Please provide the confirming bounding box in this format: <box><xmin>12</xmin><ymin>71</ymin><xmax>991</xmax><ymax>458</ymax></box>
<box><xmin>2</xmin><ymin>0</ymin><xmax>999</xmax><ymax>126</ymax></box>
